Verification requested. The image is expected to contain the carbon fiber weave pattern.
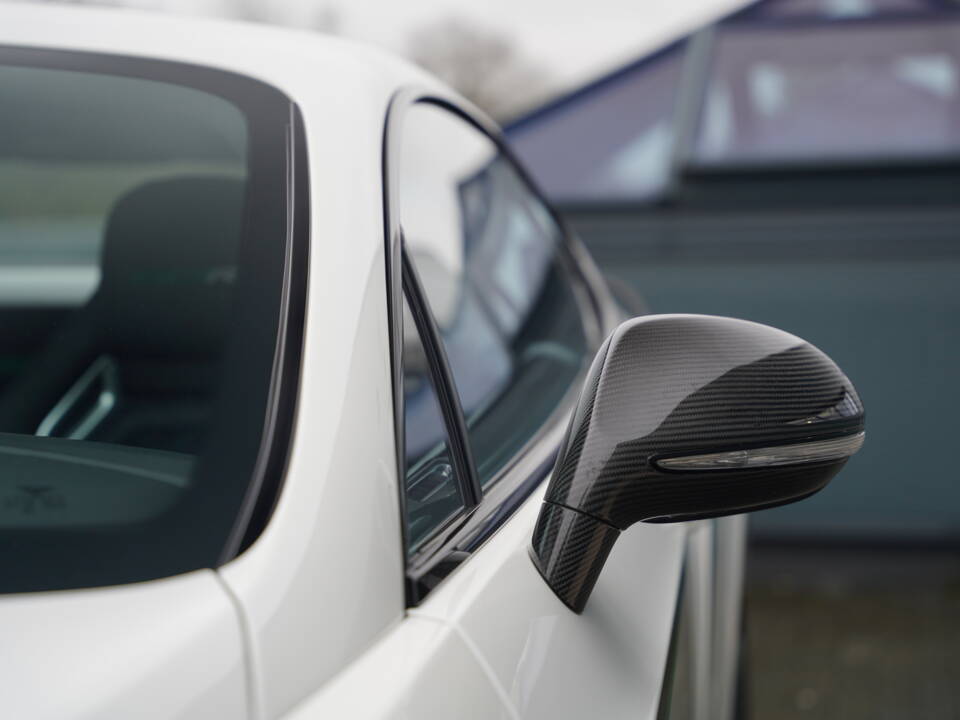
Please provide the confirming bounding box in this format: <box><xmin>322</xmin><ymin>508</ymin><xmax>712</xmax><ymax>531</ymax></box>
<box><xmin>545</xmin><ymin>315</ymin><xmax>863</xmax><ymax>528</ymax></box>
<box><xmin>531</xmin><ymin>314</ymin><xmax>865</xmax><ymax>612</ymax></box>
<box><xmin>530</xmin><ymin>502</ymin><xmax>619</xmax><ymax>612</ymax></box>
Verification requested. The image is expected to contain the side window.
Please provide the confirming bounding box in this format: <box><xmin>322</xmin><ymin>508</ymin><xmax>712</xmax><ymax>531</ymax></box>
<box><xmin>402</xmin><ymin>295</ymin><xmax>465</xmax><ymax>552</ymax></box>
<box><xmin>399</xmin><ymin>102</ymin><xmax>589</xmax><ymax>487</ymax></box>
<box><xmin>0</xmin><ymin>53</ymin><xmax>296</xmax><ymax>593</ymax></box>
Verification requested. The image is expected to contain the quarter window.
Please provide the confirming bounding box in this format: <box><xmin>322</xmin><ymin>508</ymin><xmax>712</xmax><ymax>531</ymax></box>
<box><xmin>398</xmin><ymin>102</ymin><xmax>589</xmax><ymax>489</ymax></box>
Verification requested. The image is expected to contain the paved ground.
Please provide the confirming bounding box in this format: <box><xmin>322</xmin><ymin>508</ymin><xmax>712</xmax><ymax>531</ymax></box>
<box><xmin>745</xmin><ymin>546</ymin><xmax>960</xmax><ymax>719</ymax></box>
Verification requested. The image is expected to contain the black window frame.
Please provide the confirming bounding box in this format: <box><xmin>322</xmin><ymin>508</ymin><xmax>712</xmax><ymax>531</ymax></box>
<box><xmin>382</xmin><ymin>89</ymin><xmax>612</xmax><ymax>605</ymax></box>
<box><xmin>0</xmin><ymin>45</ymin><xmax>310</xmax><ymax>589</ymax></box>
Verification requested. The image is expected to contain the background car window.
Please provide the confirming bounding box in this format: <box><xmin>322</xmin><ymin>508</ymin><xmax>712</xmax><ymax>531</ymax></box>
<box><xmin>694</xmin><ymin>18</ymin><xmax>960</xmax><ymax>165</ymax></box>
<box><xmin>0</xmin><ymin>53</ymin><xmax>293</xmax><ymax>593</ymax></box>
<box><xmin>399</xmin><ymin>102</ymin><xmax>589</xmax><ymax>487</ymax></box>
<box><xmin>402</xmin><ymin>296</ymin><xmax>466</xmax><ymax>552</ymax></box>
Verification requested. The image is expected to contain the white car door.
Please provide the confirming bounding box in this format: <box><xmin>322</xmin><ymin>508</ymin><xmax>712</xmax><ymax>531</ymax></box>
<box><xmin>383</xmin><ymin>96</ymin><xmax>698</xmax><ymax>720</ymax></box>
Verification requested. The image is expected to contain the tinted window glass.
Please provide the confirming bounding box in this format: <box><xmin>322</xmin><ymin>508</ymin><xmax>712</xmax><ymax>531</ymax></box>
<box><xmin>0</xmin><ymin>51</ymin><xmax>292</xmax><ymax>592</ymax></box>
<box><xmin>402</xmin><ymin>296</ymin><xmax>466</xmax><ymax>552</ymax></box>
<box><xmin>508</xmin><ymin>42</ymin><xmax>686</xmax><ymax>202</ymax></box>
<box><xmin>0</xmin><ymin>65</ymin><xmax>246</xmax><ymax>300</ymax></box>
<box><xmin>400</xmin><ymin>102</ymin><xmax>589</xmax><ymax>487</ymax></box>
<box><xmin>695</xmin><ymin>19</ymin><xmax>960</xmax><ymax>164</ymax></box>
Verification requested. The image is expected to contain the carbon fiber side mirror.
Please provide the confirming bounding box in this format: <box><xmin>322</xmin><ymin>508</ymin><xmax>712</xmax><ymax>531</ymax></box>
<box><xmin>530</xmin><ymin>315</ymin><xmax>865</xmax><ymax>612</ymax></box>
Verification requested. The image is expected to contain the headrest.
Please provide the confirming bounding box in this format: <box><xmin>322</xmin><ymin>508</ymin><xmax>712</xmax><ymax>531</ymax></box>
<box><xmin>97</xmin><ymin>176</ymin><xmax>245</xmax><ymax>358</ymax></box>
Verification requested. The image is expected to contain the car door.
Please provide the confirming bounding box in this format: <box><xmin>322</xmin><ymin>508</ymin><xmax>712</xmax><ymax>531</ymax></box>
<box><xmin>385</xmin><ymin>95</ymin><xmax>701</xmax><ymax>720</ymax></box>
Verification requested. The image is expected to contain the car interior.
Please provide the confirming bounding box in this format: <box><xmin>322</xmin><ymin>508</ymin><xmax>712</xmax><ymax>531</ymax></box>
<box><xmin>0</xmin><ymin>175</ymin><xmax>243</xmax><ymax>455</ymax></box>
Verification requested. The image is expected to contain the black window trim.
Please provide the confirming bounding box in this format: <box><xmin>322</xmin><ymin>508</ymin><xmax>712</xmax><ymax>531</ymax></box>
<box><xmin>223</xmin><ymin>101</ymin><xmax>311</xmax><ymax>560</ymax></box>
<box><xmin>382</xmin><ymin>87</ymin><xmax>615</xmax><ymax>605</ymax></box>
<box><xmin>401</xmin><ymin>243</ymin><xmax>483</xmax><ymax>511</ymax></box>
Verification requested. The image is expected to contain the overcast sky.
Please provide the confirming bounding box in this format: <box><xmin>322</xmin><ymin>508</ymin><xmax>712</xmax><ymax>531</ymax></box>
<box><xmin>159</xmin><ymin>0</ymin><xmax>752</xmax><ymax>91</ymax></box>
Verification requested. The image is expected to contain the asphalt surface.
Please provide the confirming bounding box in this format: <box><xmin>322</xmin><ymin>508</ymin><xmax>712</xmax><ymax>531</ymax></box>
<box><xmin>745</xmin><ymin>546</ymin><xmax>960</xmax><ymax>719</ymax></box>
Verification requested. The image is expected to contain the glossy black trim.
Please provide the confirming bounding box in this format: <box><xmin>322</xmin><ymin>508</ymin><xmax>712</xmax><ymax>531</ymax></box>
<box><xmin>401</xmin><ymin>247</ymin><xmax>483</xmax><ymax>508</ymax></box>
<box><xmin>382</xmin><ymin>89</ymin><xmax>410</xmax><ymax>562</ymax></box>
<box><xmin>225</xmin><ymin>104</ymin><xmax>310</xmax><ymax>558</ymax></box>
<box><xmin>460</xmin><ymin>450</ymin><xmax>557</xmax><ymax>552</ymax></box>
<box><xmin>382</xmin><ymin>87</ymin><xmax>616</xmax><ymax>605</ymax></box>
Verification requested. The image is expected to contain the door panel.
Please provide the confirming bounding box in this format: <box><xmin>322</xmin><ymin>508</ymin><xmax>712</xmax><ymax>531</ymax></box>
<box><xmin>412</xmin><ymin>483</ymin><xmax>687</xmax><ymax>719</ymax></box>
<box><xmin>390</xmin><ymin>96</ymin><xmax>696</xmax><ymax>718</ymax></box>
<box><xmin>0</xmin><ymin>570</ymin><xmax>247</xmax><ymax>719</ymax></box>
<box><xmin>287</xmin><ymin>615</ymin><xmax>512</xmax><ymax>720</ymax></box>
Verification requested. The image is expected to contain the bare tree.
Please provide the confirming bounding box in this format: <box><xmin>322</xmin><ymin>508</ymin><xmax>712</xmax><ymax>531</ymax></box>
<box><xmin>7</xmin><ymin>0</ymin><xmax>126</xmax><ymax>5</ymax></box>
<box><xmin>309</xmin><ymin>5</ymin><xmax>340</xmax><ymax>34</ymax></box>
<box><xmin>407</xmin><ymin>17</ymin><xmax>552</xmax><ymax>120</ymax></box>
<box><xmin>5</xmin><ymin>0</ymin><xmax>341</xmax><ymax>32</ymax></box>
<box><xmin>226</xmin><ymin>0</ymin><xmax>340</xmax><ymax>33</ymax></box>
<box><xmin>228</xmin><ymin>0</ymin><xmax>277</xmax><ymax>24</ymax></box>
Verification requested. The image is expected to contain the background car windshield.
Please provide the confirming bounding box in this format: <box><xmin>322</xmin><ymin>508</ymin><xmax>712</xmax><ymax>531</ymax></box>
<box><xmin>0</xmin><ymin>50</ymin><xmax>292</xmax><ymax>593</ymax></box>
<box><xmin>695</xmin><ymin>18</ymin><xmax>960</xmax><ymax>165</ymax></box>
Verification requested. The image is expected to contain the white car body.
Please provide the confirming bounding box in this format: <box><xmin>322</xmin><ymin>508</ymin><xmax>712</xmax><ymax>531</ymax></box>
<box><xmin>0</xmin><ymin>5</ymin><xmax>745</xmax><ymax>719</ymax></box>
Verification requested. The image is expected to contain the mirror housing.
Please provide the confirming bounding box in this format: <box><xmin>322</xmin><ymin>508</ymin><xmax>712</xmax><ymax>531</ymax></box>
<box><xmin>531</xmin><ymin>315</ymin><xmax>864</xmax><ymax>612</ymax></box>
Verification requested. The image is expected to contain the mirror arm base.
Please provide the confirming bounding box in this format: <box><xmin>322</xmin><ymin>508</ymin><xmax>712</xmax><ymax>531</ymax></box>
<box><xmin>530</xmin><ymin>501</ymin><xmax>620</xmax><ymax>613</ymax></box>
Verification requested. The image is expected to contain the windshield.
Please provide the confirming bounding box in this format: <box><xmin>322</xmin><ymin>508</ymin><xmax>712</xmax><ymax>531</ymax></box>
<box><xmin>0</xmin><ymin>48</ymin><xmax>296</xmax><ymax>593</ymax></box>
